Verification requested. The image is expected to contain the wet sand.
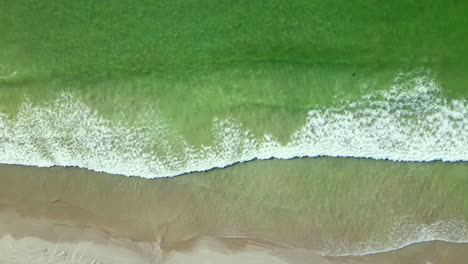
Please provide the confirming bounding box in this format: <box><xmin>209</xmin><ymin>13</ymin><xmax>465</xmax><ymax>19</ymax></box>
<box><xmin>1</xmin><ymin>161</ymin><xmax>467</xmax><ymax>263</ymax></box>
<box><xmin>2</xmin><ymin>203</ymin><xmax>467</xmax><ymax>264</ymax></box>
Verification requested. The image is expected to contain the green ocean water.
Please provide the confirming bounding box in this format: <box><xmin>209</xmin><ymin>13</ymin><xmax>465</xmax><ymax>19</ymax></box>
<box><xmin>0</xmin><ymin>0</ymin><xmax>467</xmax><ymax>255</ymax></box>
<box><xmin>0</xmin><ymin>0</ymin><xmax>467</xmax><ymax>173</ymax></box>
<box><xmin>1</xmin><ymin>1</ymin><xmax>467</xmax><ymax>142</ymax></box>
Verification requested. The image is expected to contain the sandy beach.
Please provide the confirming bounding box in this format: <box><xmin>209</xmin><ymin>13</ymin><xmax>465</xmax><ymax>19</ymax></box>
<box><xmin>1</xmin><ymin>163</ymin><xmax>467</xmax><ymax>263</ymax></box>
<box><xmin>2</xmin><ymin>202</ymin><xmax>468</xmax><ymax>264</ymax></box>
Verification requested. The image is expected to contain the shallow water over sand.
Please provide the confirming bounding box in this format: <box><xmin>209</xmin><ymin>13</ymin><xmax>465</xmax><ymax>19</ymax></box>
<box><xmin>1</xmin><ymin>158</ymin><xmax>467</xmax><ymax>256</ymax></box>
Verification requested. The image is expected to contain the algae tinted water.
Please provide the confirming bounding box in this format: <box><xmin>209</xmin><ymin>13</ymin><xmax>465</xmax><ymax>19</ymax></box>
<box><xmin>1</xmin><ymin>0</ymin><xmax>467</xmax><ymax>176</ymax></box>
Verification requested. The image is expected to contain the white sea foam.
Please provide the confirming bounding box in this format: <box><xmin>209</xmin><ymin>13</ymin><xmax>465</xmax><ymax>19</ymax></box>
<box><xmin>0</xmin><ymin>73</ymin><xmax>467</xmax><ymax>178</ymax></box>
<box><xmin>0</xmin><ymin>64</ymin><xmax>17</xmax><ymax>80</ymax></box>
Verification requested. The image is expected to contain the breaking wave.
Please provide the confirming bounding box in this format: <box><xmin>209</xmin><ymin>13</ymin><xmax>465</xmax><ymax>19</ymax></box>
<box><xmin>0</xmin><ymin>73</ymin><xmax>466</xmax><ymax>178</ymax></box>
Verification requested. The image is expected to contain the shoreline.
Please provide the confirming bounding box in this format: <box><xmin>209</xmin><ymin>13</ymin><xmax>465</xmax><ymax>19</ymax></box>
<box><xmin>1</xmin><ymin>152</ymin><xmax>467</xmax><ymax>180</ymax></box>
<box><xmin>2</xmin><ymin>206</ymin><xmax>467</xmax><ymax>264</ymax></box>
<box><xmin>1</xmin><ymin>162</ymin><xmax>468</xmax><ymax>263</ymax></box>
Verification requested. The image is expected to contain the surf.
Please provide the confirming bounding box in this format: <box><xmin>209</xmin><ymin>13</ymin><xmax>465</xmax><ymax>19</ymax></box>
<box><xmin>0</xmin><ymin>72</ymin><xmax>466</xmax><ymax>178</ymax></box>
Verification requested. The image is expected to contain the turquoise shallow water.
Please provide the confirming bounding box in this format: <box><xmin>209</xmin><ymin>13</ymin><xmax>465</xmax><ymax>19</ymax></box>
<box><xmin>0</xmin><ymin>0</ymin><xmax>467</xmax><ymax>256</ymax></box>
